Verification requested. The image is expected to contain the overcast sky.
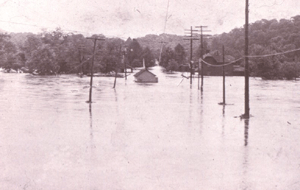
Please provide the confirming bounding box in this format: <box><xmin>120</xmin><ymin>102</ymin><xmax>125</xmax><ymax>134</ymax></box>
<box><xmin>0</xmin><ymin>0</ymin><xmax>299</xmax><ymax>38</ymax></box>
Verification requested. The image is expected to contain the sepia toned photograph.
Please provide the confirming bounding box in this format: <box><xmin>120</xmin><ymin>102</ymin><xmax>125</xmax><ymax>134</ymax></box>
<box><xmin>1</xmin><ymin>0</ymin><xmax>300</xmax><ymax>189</ymax></box>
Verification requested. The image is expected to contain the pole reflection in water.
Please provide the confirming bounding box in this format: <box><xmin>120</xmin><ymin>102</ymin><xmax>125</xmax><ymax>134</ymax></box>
<box><xmin>242</xmin><ymin>119</ymin><xmax>250</xmax><ymax>189</ymax></box>
<box><xmin>89</xmin><ymin>103</ymin><xmax>93</xmax><ymax>140</ymax></box>
<box><xmin>244</xmin><ymin>119</ymin><xmax>249</xmax><ymax>146</ymax></box>
<box><xmin>88</xmin><ymin>103</ymin><xmax>96</xmax><ymax>150</ymax></box>
<box><xmin>88</xmin><ymin>103</ymin><xmax>96</xmax><ymax>189</ymax></box>
<box><xmin>188</xmin><ymin>89</ymin><xmax>193</xmax><ymax>136</ymax></box>
<box><xmin>222</xmin><ymin>105</ymin><xmax>225</xmax><ymax>137</ymax></box>
<box><xmin>198</xmin><ymin>90</ymin><xmax>203</xmax><ymax>134</ymax></box>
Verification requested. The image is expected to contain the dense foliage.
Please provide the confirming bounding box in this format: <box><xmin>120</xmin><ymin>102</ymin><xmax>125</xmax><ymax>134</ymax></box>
<box><xmin>1</xmin><ymin>15</ymin><xmax>300</xmax><ymax>79</ymax></box>
<box><xmin>140</xmin><ymin>16</ymin><xmax>300</xmax><ymax>79</ymax></box>
<box><xmin>211</xmin><ymin>15</ymin><xmax>300</xmax><ymax>79</ymax></box>
<box><xmin>0</xmin><ymin>28</ymin><xmax>155</xmax><ymax>75</ymax></box>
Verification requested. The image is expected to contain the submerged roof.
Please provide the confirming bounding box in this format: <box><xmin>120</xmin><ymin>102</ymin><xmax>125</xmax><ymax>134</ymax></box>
<box><xmin>203</xmin><ymin>51</ymin><xmax>235</xmax><ymax>63</ymax></box>
<box><xmin>134</xmin><ymin>69</ymin><xmax>157</xmax><ymax>77</ymax></box>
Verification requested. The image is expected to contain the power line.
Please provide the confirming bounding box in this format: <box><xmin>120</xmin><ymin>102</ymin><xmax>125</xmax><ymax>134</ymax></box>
<box><xmin>200</xmin><ymin>57</ymin><xmax>244</xmax><ymax>67</ymax></box>
<box><xmin>163</xmin><ymin>0</ymin><xmax>170</xmax><ymax>34</ymax></box>
<box><xmin>200</xmin><ymin>47</ymin><xmax>300</xmax><ymax>67</ymax></box>
<box><xmin>158</xmin><ymin>0</ymin><xmax>170</xmax><ymax>64</ymax></box>
<box><xmin>246</xmin><ymin>48</ymin><xmax>300</xmax><ymax>58</ymax></box>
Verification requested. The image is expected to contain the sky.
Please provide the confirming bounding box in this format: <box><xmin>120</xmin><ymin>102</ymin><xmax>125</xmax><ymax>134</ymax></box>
<box><xmin>0</xmin><ymin>0</ymin><xmax>299</xmax><ymax>39</ymax></box>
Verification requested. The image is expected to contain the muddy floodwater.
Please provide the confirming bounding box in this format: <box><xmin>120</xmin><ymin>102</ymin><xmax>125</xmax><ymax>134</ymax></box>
<box><xmin>1</xmin><ymin>66</ymin><xmax>300</xmax><ymax>190</ymax></box>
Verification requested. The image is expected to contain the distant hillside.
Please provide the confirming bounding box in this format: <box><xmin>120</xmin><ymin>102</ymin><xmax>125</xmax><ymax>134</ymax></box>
<box><xmin>135</xmin><ymin>15</ymin><xmax>300</xmax><ymax>62</ymax></box>
<box><xmin>136</xmin><ymin>33</ymin><xmax>209</xmax><ymax>60</ymax></box>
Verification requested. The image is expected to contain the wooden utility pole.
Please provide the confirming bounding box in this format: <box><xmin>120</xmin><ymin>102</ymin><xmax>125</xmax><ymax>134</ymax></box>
<box><xmin>158</xmin><ymin>41</ymin><xmax>166</xmax><ymax>65</ymax></box>
<box><xmin>113</xmin><ymin>46</ymin><xmax>121</xmax><ymax>88</ymax></box>
<box><xmin>184</xmin><ymin>26</ymin><xmax>199</xmax><ymax>88</ymax></box>
<box><xmin>123</xmin><ymin>49</ymin><xmax>127</xmax><ymax>80</ymax></box>
<box><xmin>86</xmin><ymin>37</ymin><xmax>105</xmax><ymax>103</ymax></box>
<box><xmin>189</xmin><ymin>26</ymin><xmax>193</xmax><ymax>86</ymax></box>
<box><xmin>222</xmin><ymin>45</ymin><xmax>226</xmax><ymax>105</ymax></box>
<box><xmin>244</xmin><ymin>0</ymin><xmax>250</xmax><ymax>117</ymax></box>
<box><xmin>195</xmin><ymin>26</ymin><xmax>211</xmax><ymax>91</ymax></box>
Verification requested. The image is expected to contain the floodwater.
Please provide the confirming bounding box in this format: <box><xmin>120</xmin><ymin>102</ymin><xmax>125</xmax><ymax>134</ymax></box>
<box><xmin>1</xmin><ymin>66</ymin><xmax>300</xmax><ymax>190</ymax></box>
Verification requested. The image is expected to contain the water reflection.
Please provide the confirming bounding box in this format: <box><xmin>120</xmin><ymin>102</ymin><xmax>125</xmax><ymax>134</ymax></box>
<box><xmin>197</xmin><ymin>89</ymin><xmax>203</xmax><ymax>134</ymax></box>
<box><xmin>188</xmin><ymin>89</ymin><xmax>193</xmax><ymax>136</ymax></box>
<box><xmin>88</xmin><ymin>103</ymin><xmax>97</xmax><ymax>190</ymax></box>
<box><xmin>111</xmin><ymin>88</ymin><xmax>127</xmax><ymax>149</ymax></box>
<box><xmin>2</xmin><ymin>72</ymin><xmax>300</xmax><ymax>189</ymax></box>
<box><xmin>242</xmin><ymin>119</ymin><xmax>250</xmax><ymax>189</ymax></box>
<box><xmin>222</xmin><ymin>105</ymin><xmax>225</xmax><ymax>137</ymax></box>
<box><xmin>244</xmin><ymin>119</ymin><xmax>249</xmax><ymax>146</ymax></box>
<box><xmin>89</xmin><ymin>103</ymin><xmax>93</xmax><ymax>140</ymax></box>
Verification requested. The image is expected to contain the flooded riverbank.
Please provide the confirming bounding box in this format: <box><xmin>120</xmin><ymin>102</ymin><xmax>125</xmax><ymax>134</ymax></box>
<box><xmin>1</xmin><ymin>66</ymin><xmax>300</xmax><ymax>190</ymax></box>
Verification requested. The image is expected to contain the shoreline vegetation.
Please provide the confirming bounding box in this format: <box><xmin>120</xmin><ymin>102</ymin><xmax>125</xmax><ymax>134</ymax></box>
<box><xmin>1</xmin><ymin>15</ymin><xmax>300</xmax><ymax>80</ymax></box>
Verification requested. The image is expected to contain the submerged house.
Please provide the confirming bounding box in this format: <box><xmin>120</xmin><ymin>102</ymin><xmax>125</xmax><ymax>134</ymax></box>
<box><xmin>202</xmin><ymin>51</ymin><xmax>235</xmax><ymax>76</ymax></box>
<box><xmin>134</xmin><ymin>69</ymin><xmax>158</xmax><ymax>83</ymax></box>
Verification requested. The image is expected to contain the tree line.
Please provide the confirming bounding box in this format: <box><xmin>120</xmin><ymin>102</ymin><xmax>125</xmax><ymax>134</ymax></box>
<box><xmin>1</xmin><ymin>15</ymin><xmax>300</xmax><ymax>79</ymax></box>
<box><xmin>0</xmin><ymin>28</ymin><xmax>155</xmax><ymax>75</ymax></box>
<box><xmin>211</xmin><ymin>15</ymin><xmax>300</xmax><ymax>79</ymax></box>
<box><xmin>140</xmin><ymin>15</ymin><xmax>300</xmax><ymax>79</ymax></box>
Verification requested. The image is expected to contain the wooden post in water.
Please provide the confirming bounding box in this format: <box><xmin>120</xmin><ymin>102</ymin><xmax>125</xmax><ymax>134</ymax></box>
<box><xmin>198</xmin><ymin>59</ymin><xmax>200</xmax><ymax>90</ymax></box>
<box><xmin>124</xmin><ymin>49</ymin><xmax>127</xmax><ymax>80</ymax></box>
<box><xmin>222</xmin><ymin>45</ymin><xmax>226</xmax><ymax>105</ymax></box>
<box><xmin>200</xmin><ymin>26</ymin><xmax>204</xmax><ymax>91</ymax></box>
<box><xmin>189</xmin><ymin>26</ymin><xmax>193</xmax><ymax>87</ymax></box>
<box><xmin>113</xmin><ymin>68</ymin><xmax>118</xmax><ymax>88</ymax></box>
<box><xmin>113</xmin><ymin>45</ymin><xmax>123</xmax><ymax>88</ymax></box>
<box><xmin>184</xmin><ymin>27</ymin><xmax>199</xmax><ymax>88</ymax></box>
<box><xmin>244</xmin><ymin>0</ymin><xmax>250</xmax><ymax>117</ymax></box>
<box><xmin>86</xmin><ymin>37</ymin><xmax>104</xmax><ymax>103</ymax></box>
<box><xmin>195</xmin><ymin>25</ymin><xmax>211</xmax><ymax>91</ymax></box>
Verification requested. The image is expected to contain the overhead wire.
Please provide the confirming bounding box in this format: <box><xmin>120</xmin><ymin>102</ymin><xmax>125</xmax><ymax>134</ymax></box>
<box><xmin>158</xmin><ymin>0</ymin><xmax>170</xmax><ymax>63</ymax></box>
<box><xmin>245</xmin><ymin>47</ymin><xmax>300</xmax><ymax>58</ymax></box>
<box><xmin>2</xmin><ymin>0</ymin><xmax>300</xmax><ymax>69</ymax></box>
<box><xmin>200</xmin><ymin>47</ymin><xmax>300</xmax><ymax>67</ymax></box>
<box><xmin>200</xmin><ymin>57</ymin><xmax>244</xmax><ymax>67</ymax></box>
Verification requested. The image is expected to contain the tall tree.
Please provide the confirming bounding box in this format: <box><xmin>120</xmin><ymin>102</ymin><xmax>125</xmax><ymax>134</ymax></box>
<box><xmin>0</xmin><ymin>34</ymin><xmax>20</xmax><ymax>72</ymax></box>
<box><xmin>140</xmin><ymin>46</ymin><xmax>155</xmax><ymax>68</ymax></box>
<box><xmin>127</xmin><ymin>39</ymin><xmax>142</xmax><ymax>66</ymax></box>
<box><xmin>160</xmin><ymin>46</ymin><xmax>174</xmax><ymax>69</ymax></box>
<box><xmin>174</xmin><ymin>43</ymin><xmax>186</xmax><ymax>65</ymax></box>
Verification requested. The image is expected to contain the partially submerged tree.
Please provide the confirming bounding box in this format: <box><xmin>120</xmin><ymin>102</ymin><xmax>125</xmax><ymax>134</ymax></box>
<box><xmin>174</xmin><ymin>43</ymin><xmax>186</xmax><ymax>65</ymax></box>
<box><xmin>127</xmin><ymin>39</ymin><xmax>142</xmax><ymax>66</ymax></box>
<box><xmin>160</xmin><ymin>46</ymin><xmax>174</xmax><ymax>69</ymax></box>
<box><xmin>0</xmin><ymin>33</ymin><xmax>30</xmax><ymax>72</ymax></box>
<box><xmin>140</xmin><ymin>46</ymin><xmax>155</xmax><ymax>68</ymax></box>
<box><xmin>26</xmin><ymin>44</ymin><xmax>60</xmax><ymax>75</ymax></box>
<box><xmin>166</xmin><ymin>59</ymin><xmax>179</xmax><ymax>73</ymax></box>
